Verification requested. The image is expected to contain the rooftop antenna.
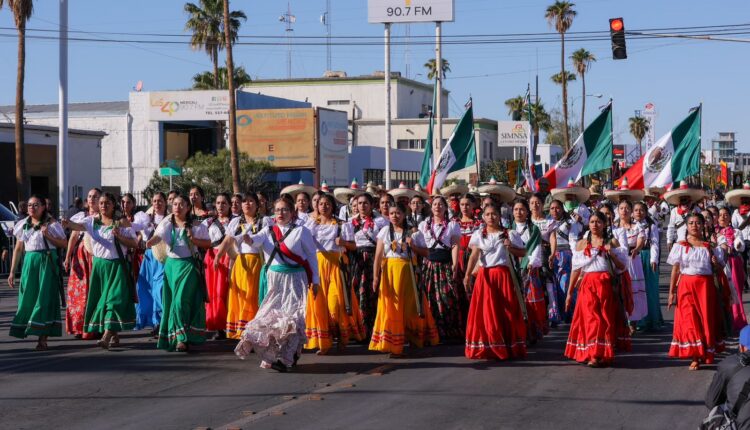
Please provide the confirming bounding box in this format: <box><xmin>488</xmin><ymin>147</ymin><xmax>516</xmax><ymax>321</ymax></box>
<box><xmin>404</xmin><ymin>24</ymin><xmax>410</xmax><ymax>79</ymax></box>
<box><xmin>321</xmin><ymin>0</ymin><xmax>331</xmax><ymax>72</ymax></box>
<box><xmin>279</xmin><ymin>2</ymin><xmax>296</xmax><ymax>79</ymax></box>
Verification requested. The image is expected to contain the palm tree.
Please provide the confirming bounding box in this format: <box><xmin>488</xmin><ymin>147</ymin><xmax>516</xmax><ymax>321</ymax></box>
<box><xmin>192</xmin><ymin>65</ymin><xmax>251</xmax><ymax>89</ymax></box>
<box><xmin>629</xmin><ymin>116</ymin><xmax>650</xmax><ymax>158</ymax></box>
<box><xmin>423</xmin><ymin>58</ymin><xmax>451</xmax><ymax>81</ymax></box>
<box><xmin>504</xmin><ymin>96</ymin><xmax>526</xmax><ymax>121</ymax></box>
<box><xmin>223</xmin><ymin>0</ymin><xmax>241</xmax><ymax>193</ymax></box>
<box><xmin>545</xmin><ymin>1</ymin><xmax>577</xmax><ymax>151</ymax></box>
<box><xmin>1</xmin><ymin>0</ymin><xmax>33</xmax><ymax>201</ymax></box>
<box><xmin>571</xmin><ymin>48</ymin><xmax>596</xmax><ymax>132</ymax></box>
<box><xmin>550</xmin><ymin>71</ymin><xmax>576</xmax><ymax>85</ymax></box>
<box><xmin>184</xmin><ymin>0</ymin><xmax>246</xmax><ymax>89</ymax></box>
<box><xmin>522</xmin><ymin>100</ymin><xmax>552</xmax><ymax>148</ymax></box>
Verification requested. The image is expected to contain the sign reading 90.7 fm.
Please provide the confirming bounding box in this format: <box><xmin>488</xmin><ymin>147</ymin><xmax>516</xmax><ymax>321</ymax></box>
<box><xmin>368</xmin><ymin>0</ymin><xmax>454</xmax><ymax>23</ymax></box>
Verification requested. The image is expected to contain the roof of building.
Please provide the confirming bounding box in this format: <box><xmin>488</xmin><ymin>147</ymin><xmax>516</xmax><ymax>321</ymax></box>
<box><xmin>0</xmin><ymin>122</ymin><xmax>106</xmax><ymax>137</ymax></box>
<box><xmin>0</xmin><ymin>101</ymin><xmax>128</xmax><ymax>116</ymax></box>
<box><xmin>243</xmin><ymin>73</ymin><xmax>449</xmax><ymax>94</ymax></box>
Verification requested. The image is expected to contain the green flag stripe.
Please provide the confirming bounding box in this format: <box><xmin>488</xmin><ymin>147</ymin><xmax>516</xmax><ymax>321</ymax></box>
<box><xmin>580</xmin><ymin>103</ymin><xmax>613</xmax><ymax>177</ymax></box>
<box><xmin>419</xmin><ymin>81</ymin><xmax>437</xmax><ymax>187</ymax></box>
<box><xmin>670</xmin><ymin>107</ymin><xmax>701</xmax><ymax>182</ymax></box>
<box><xmin>447</xmin><ymin>104</ymin><xmax>476</xmax><ymax>174</ymax></box>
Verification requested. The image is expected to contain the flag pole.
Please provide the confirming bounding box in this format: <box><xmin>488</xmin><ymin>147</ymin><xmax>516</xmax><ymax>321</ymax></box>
<box><xmin>699</xmin><ymin>102</ymin><xmax>703</xmax><ymax>189</ymax></box>
<box><xmin>471</xmin><ymin>96</ymin><xmax>480</xmax><ymax>183</ymax></box>
<box><xmin>609</xmin><ymin>98</ymin><xmax>614</xmax><ymax>189</ymax></box>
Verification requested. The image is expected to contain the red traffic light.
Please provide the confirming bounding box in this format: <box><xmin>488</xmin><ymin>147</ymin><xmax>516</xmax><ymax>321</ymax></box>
<box><xmin>610</xmin><ymin>18</ymin><xmax>624</xmax><ymax>32</ymax></box>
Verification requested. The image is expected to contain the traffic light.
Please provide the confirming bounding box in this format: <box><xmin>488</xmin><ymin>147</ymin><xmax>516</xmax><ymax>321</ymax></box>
<box><xmin>609</xmin><ymin>17</ymin><xmax>627</xmax><ymax>60</ymax></box>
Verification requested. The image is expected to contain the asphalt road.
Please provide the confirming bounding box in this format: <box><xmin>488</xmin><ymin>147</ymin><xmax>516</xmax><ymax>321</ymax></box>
<box><xmin>0</xmin><ymin>253</ymin><xmax>733</xmax><ymax>430</ymax></box>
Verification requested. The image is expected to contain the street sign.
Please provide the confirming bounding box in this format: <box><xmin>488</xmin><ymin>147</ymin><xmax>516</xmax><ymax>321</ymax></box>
<box><xmin>159</xmin><ymin>167</ymin><xmax>181</xmax><ymax>177</ymax></box>
<box><xmin>368</xmin><ymin>0</ymin><xmax>454</xmax><ymax>23</ymax></box>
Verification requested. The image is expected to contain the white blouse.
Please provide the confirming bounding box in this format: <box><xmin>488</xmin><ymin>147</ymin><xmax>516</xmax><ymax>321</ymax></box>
<box><xmin>305</xmin><ymin>218</ymin><xmax>352</xmax><ymax>253</ymax></box>
<box><xmin>376</xmin><ymin>226</ymin><xmax>417</xmax><ymax>259</ymax></box>
<box><xmin>131</xmin><ymin>211</ymin><xmax>166</xmax><ymax>240</ymax></box>
<box><xmin>468</xmin><ymin>229</ymin><xmax>524</xmax><ymax>268</ymax></box>
<box><xmin>81</xmin><ymin>216</ymin><xmax>136</xmax><ymax>260</ymax></box>
<box><xmin>531</xmin><ymin>216</ymin><xmax>554</xmax><ymax>242</ymax></box>
<box><xmin>247</xmin><ymin>224</ymin><xmax>320</xmax><ymax>284</ymax></box>
<box><xmin>514</xmin><ymin>223</ymin><xmax>542</xmax><ymax>268</ymax></box>
<box><xmin>417</xmin><ymin>218</ymin><xmax>460</xmax><ymax>249</ymax></box>
<box><xmin>227</xmin><ymin>216</ymin><xmax>271</xmax><ymax>254</ymax></box>
<box><xmin>202</xmin><ymin>217</ymin><xmax>233</xmax><ymax>248</ymax></box>
<box><xmin>552</xmin><ymin>219</ymin><xmax>582</xmax><ymax>247</ymax></box>
<box><xmin>154</xmin><ymin>218</ymin><xmax>210</xmax><ymax>259</ymax></box>
<box><xmin>13</xmin><ymin>218</ymin><xmax>66</xmax><ymax>251</ymax></box>
<box><xmin>732</xmin><ymin>210</ymin><xmax>750</xmax><ymax>240</ymax></box>
<box><xmin>667</xmin><ymin>242</ymin><xmax>723</xmax><ymax>276</ymax></box>
<box><xmin>636</xmin><ymin>220</ymin><xmax>660</xmax><ymax>265</ymax></box>
<box><xmin>571</xmin><ymin>245</ymin><xmax>628</xmax><ymax>273</ymax></box>
<box><xmin>613</xmin><ymin>224</ymin><xmax>644</xmax><ymax>249</ymax></box>
<box><xmin>343</xmin><ymin>215</ymin><xmax>389</xmax><ymax>248</ymax></box>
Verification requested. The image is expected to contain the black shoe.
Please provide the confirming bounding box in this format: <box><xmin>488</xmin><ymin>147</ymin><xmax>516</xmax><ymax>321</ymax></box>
<box><xmin>293</xmin><ymin>353</ymin><xmax>300</xmax><ymax>366</ymax></box>
<box><xmin>213</xmin><ymin>330</ymin><xmax>226</xmax><ymax>340</ymax></box>
<box><xmin>271</xmin><ymin>360</ymin><xmax>288</xmax><ymax>373</ymax></box>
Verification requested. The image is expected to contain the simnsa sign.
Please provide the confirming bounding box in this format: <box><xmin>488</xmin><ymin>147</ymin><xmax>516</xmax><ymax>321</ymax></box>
<box><xmin>497</xmin><ymin>121</ymin><xmax>530</xmax><ymax>147</ymax></box>
<box><xmin>368</xmin><ymin>0</ymin><xmax>455</xmax><ymax>23</ymax></box>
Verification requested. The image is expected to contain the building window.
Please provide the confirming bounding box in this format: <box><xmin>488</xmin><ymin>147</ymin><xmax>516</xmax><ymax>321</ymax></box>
<box><xmin>327</xmin><ymin>100</ymin><xmax>349</xmax><ymax>106</ymax></box>
<box><xmin>396</xmin><ymin>139</ymin><xmax>426</xmax><ymax>150</ymax></box>
<box><xmin>363</xmin><ymin>169</ymin><xmax>420</xmax><ymax>188</ymax></box>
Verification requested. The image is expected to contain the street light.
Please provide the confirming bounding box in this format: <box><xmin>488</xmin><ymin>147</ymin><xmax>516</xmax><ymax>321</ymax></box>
<box><xmin>571</xmin><ymin>93</ymin><xmax>603</xmax><ymax>107</ymax></box>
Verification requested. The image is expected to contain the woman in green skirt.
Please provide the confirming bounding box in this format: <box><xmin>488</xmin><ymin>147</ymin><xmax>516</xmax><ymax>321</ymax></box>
<box><xmin>63</xmin><ymin>192</ymin><xmax>140</xmax><ymax>349</ymax></box>
<box><xmin>8</xmin><ymin>195</ymin><xmax>68</xmax><ymax>350</ymax></box>
<box><xmin>146</xmin><ymin>195</ymin><xmax>211</xmax><ymax>352</ymax></box>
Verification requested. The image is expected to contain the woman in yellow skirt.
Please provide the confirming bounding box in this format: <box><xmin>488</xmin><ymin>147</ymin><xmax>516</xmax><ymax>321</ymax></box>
<box><xmin>370</xmin><ymin>202</ymin><xmax>439</xmax><ymax>357</ymax></box>
<box><xmin>304</xmin><ymin>192</ymin><xmax>365</xmax><ymax>354</ymax></box>
<box><xmin>216</xmin><ymin>192</ymin><xmax>271</xmax><ymax>339</ymax></box>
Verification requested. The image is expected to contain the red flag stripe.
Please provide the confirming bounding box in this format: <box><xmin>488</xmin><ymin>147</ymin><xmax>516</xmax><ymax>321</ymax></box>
<box><xmin>618</xmin><ymin>154</ymin><xmax>645</xmax><ymax>190</ymax></box>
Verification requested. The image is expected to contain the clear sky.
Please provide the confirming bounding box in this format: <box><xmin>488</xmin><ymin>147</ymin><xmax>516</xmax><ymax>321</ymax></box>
<box><xmin>1</xmin><ymin>0</ymin><xmax>748</xmax><ymax>152</ymax></box>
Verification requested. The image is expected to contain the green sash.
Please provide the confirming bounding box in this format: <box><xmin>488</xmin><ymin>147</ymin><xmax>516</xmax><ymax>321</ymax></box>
<box><xmin>258</xmin><ymin>263</ymin><xmax>305</xmax><ymax>305</ymax></box>
<box><xmin>513</xmin><ymin>221</ymin><xmax>541</xmax><ymax>270</ymax></box>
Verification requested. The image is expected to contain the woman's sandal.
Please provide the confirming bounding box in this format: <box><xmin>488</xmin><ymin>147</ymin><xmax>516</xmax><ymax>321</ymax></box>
<box><xmin>587</xmin><ymin>359</ymin><xmax>602</xmax><ymax>368</ymax></box>
<box><xmin>35</xmin><ymin>340</ymin><xmax>48</xmax><ymax>351</ymax></box>
<box><xmin>109</xmin><ymin>335</ymin><xmax>120</xmax><ymax>347</ymax></box>
<box><xmin>97</xmin><ymin>334</ymin><xmax>111</xmax><ymax>350</ymax></box>
<box><xmin>176</xmin><ymin>342</ymin><xmax>189</xmax><ymax>352</ymax></box>
<box><xmin>689</xmin><ymin>361</ymin><xmax>700</xmax><ymax>371</ymax></box>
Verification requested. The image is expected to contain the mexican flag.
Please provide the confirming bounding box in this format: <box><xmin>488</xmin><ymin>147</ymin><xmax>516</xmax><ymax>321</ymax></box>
<box><xmin>618</xmin><ymin>106</ymin><xmax>701</xmax><ymax>189</ymax></box>
<box><xmin>426</xmin><ymin>100</ymin><xmax>476</xmax><ymax>194</ymax></box>
<box><xmin>541</xmin><ymin>102</ymin><xmax>612</xmax><ymax>189</ymax></box>
<box><xmin>419</xmin><ymin>81</ymin><xmax>437</xmax><ymax>188</ymax></box>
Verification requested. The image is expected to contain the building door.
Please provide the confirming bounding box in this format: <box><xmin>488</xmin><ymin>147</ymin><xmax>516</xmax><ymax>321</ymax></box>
<box><xmin>30</xmin><ymin>176</ymin><xmax>49</xmax><ymax>197</ymax></box>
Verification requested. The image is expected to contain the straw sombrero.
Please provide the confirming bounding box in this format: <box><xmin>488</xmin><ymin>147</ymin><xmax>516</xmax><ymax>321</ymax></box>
<box><xmin>515</xmin><ymin>185</ymin><xmax>532</xmax><ymax>198</ymax></box>
<box><xmin>333</xmin><ymin>178</ymin><xmax>364</xmax><ymax>204</ymax></box>
<box><xmin>663</xmin><ymin>181</ymin><xmax>706</xmax><ymax>206</ymax></box>
<box><xmin>439</xmin><ymin>182</ymin><xmax>469</xmax><ymax>197</ymax></box>
<box><xmin>603</xmin><ymin>177</ymin><xmax>645</xmax><ymax>202</ymax></box>
<box><xmin>644</xmin><ymin>187</ymin><xmax>665</xmax><ymax>200</ymax></box>
<box><xmin>550</xmin><ymin>179</ymin><xmax>591</xmax><ymax>204</ymax></box>
<box><xmin>280</xmin><ymin>180</ymin><xmax>317</xmax><ymax>198</ymax></box>
<box><xmin>725</xmin><ymin>182</ymin><xmax>750</xmax><ymax>207</ymax></box>
<box><xmin>588</xmin><ymin>185</ymin><xmax>603</xmax><ymax>201</ymax></box>
<box><xmin>364</xmin><ymin>181</ymin><xmax>379</xmax><ymax>197</ymax></box>
<box><xmin>467</xmin><ymin>185</ymin><xmax>480</xmax><ymax>197</ymax></box>
<box><xmin>413</xmin><ymin>183</ymin><xmax>429</xmax><ymax>200</ymax></box>
<box><xmin>478</xmin><ymin>177</ymin><xmax>516</xmax><ymax>203</ymax></box>
<box><xmin>388</xmin><ymin>182</ymin><xmax>418</xmax><ymax>200</ymax></box>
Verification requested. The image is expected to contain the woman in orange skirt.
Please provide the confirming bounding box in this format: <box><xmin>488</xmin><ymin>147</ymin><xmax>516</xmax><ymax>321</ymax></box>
<box><xmin>667</xmin><ymin>212</ymin><xmax>726</xmax><ymax>370</ymax></box>
<box><xmin>564</xmin><ymin>211</ymin><xmax>628</xmax><ymax>368</ymax></box>
<box><xmin>203</xmin><ymin>193</ymin><xmax>233</xmax><ymax>340</ymax></box>
<box><xmin>369</xmin><ymin>202</ymin><xmax>439</xmax><ymax>357</ymax></box>
<box><xmin>463</xmin><ymin>202</ymin><xmax>528</xmax><ymax>360</ymax></box>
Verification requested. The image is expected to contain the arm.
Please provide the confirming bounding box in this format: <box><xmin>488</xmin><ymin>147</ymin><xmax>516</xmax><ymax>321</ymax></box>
<box><xmin>113</xmin><ymin>228</ymin><xmax>140</xmax><ymax>249</ymax></box>
<box><xmin>666</xmin><ymin>213</ymin><xmax>676</xmax><ymax>247</ymax></box>
<box><xmin>339</xmin><ymin>240</ymin><xmax>357</xmax><ymax>252</ymax></box>
<box><xmin>548</xmin><ymin>228</ymin><xmax>557</xmax><ymax>269</ymax></box>
<box><xmin>451</xmin><ymin>233</ymin><xmax>460</xmax><ymax>271</ymax></box>
<box><xmin>632</xmin><ymin>235</ymin><xmax>645</xmax><ymax>258</ymax></box>
<box><xmin>64</xmin><ymin>232</ymin><xmax>79</xmax><ymax>270</ymax></box>
<box><xmin>6</xmin><ymin>239</ymin><xmax>24</xmax><ymax>288</ymax></box>
<box><xmin>463</xmin><ymin>246</ymin><xmax>480</xmax><ymax>291</ymax></box>
<box><xmin>187</xmin><ymin>230</ymin><xmax>211</xmax><ymax>250</ymax></box>
<box><xmin>372</xmin><ymin>239</ymin><xmax>385</xmax><ymax>293</ymax></box>
<box><xmin>565</xmin><ymin>269</ymin><xmax>581</xmax><ymax>312</ymax></box>
<box><xmin>668</xmin><ymin>264</ymin><xmax>680</xmax><ymax>310</ymax></box>
<box><xmin>62</xmin><ymin>219</ymin><xmax>86</xmax><ymax>232</ymax></box>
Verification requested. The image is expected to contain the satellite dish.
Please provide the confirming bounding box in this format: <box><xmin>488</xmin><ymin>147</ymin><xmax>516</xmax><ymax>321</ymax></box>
<box><xmin>134</xmin><ymin>80</ymin><xmax>143</xmax><ymax>92</ymax></box>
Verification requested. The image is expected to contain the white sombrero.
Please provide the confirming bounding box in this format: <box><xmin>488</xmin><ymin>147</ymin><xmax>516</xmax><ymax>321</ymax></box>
<box><xmin>281</xmin><ymin>180</ymin><xmax>317</xmax><ymax>198</ymax></box>
<box><xmin>515</xmin><ymin>185</ymin><xmax>532</xmax><ymax>198</ymax></box>
<box><xmin>413</xmin><ymin>183</ymin><xmax>429</xmax><ymax>200</ymax></box>
<box><xmin>388</xmin><ymin>181</ymin><xmax>418</xmax><ymax>200</ymax></box>
<box><xmin>663</xmin><ymin>181</ymin><xmax>706</xmax><ymax>206</ymax></box>
<box><xmin>439</xmin><ymin>182</ymin><xmax>469</xmax><ymax>197</ymax></box>
<box><xmin>588</xmin><ymin>185</ymin><xmax>603</xmax><ymax>201</ymax></box>
<box><xmin>725</xmin><ymin>182</ymin><xmax>750</xmax><ymax>207</ymax></box>
<box><xmin>333</xmin><ymin>178</ymin><xmax>364</xmax><ymax>204</ymax></box>
<box><xmin>550</xmin><ymin>179</ymin><xmax>591</xmax><ymax>204</ymax></box>
<box><xmin>364</xmin><ymin>181</ymin><xmax>379</xmax><ymax>197</ymax></box>
<box><xmin>477</xmin><ymin>177</ymin><xmax>516</xmax><ymax>203</ymax></box>
<box><xmin>604</xmin><ymin>177</ymin><xmax>645</xmax><ymax>202</ymax></box>
<box><xmin>644</xmin><ymin>187</ymin><xmax>665</xmax><ymax>200</ymax></box>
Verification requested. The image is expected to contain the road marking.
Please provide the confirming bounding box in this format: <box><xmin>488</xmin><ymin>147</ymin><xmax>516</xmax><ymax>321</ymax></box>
<box><xmin>215</xmin><ymin>364</ymin><xmax>394</xmax><ymax>430</ymax></box>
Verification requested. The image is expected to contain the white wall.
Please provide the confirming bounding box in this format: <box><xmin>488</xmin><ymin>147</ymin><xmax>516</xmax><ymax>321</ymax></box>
<box><xmin>128</xmin><ymin>92</ymin><xmax>162</xmax><ymax>193</ymax></box>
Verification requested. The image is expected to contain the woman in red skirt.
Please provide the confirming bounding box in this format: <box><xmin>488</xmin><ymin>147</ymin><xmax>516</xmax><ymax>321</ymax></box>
<box><xmin>463</xmin><ymin>202</ymin><xmax>527</xmax><ymax>360</ymax></box>
<box><xmin>667</xmin><ymin>212</ymin><xmax>726</xmax><ymax>370</ymax></box>
<box><xmin>564</xmin><ymin>211</ymin><xmax>628</xmax><ymax>368</ymax></box>
<box><xmin>203</xmin><ymin>193</ymin><xmax>233</xmax><ymax>340</ymax></box>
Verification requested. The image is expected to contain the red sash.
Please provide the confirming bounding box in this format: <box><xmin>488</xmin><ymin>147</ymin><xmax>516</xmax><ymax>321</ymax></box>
<box><xmin>272</xmin><ymin>225</ymin><xmax>313</xmax><ymax>284</ymax></box>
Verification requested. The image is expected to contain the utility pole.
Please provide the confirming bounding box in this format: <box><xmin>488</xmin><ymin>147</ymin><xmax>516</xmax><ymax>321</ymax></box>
<box><xmin>58</xmin><ymin>0</ymin><xmax>68</xmax><ymax>215</ymax></box>
<box><xmin>321</xmin><ymin>0</ymin><xmax>331</xmax><ymax>71</ymax></box>
<box><xmin>434</xmin><ymin>22</ymin><xmax>443</xmax><ymax>164</ymax></box>
<box><xmin>384</xmin><ymin>23</ymin><xmax>392</xmax><ymax>189</ymax></box>
<box><xmin>280</xmin><ymin>3</ymin><xmax>296</xmax><ymax>79</ymax></box>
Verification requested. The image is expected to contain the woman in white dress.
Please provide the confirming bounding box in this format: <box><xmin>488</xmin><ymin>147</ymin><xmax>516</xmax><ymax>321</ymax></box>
<box><xmin>612</xmin><ymin>200</ymin><xmax>647</xmax><ymax>333</ymax></box>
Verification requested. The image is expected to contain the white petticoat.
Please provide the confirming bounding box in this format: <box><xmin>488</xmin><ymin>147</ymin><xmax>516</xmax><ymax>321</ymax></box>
<box><xmin>235</xmin><ymin>269</ymin><xmax>308</xmax><ymax>368</ymax></box>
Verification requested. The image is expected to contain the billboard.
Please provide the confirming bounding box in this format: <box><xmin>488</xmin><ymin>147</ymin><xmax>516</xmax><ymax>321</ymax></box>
<box><xmin>368</xmin><ymin>0</ymin><xmax>454</xmax><ymax>23</ymax></box>
<box><xmin>497</xmin><ymin>121</ymin><xmax>530</xmax><ymax>147</ymax></box>
<box><xmin>148</xmin><ymin>90</ymin><xmax>228</xmax><ymax>121</ymax></box>
<box><xmin>317</xmin><ymin>108</ymin><xmax>350</xmax><ymax>186</ymax></box>
<box><xmin>236</xmin><ymin>108</ymin><xmax>316</xmax><ymax>169</ymax></box>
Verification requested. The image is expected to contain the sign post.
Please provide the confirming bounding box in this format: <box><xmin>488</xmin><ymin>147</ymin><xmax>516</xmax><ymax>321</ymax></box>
<box><xmin>160</xmin><ymin>164</ymin><xmax>182</xmax><ymax>191</ymax></box>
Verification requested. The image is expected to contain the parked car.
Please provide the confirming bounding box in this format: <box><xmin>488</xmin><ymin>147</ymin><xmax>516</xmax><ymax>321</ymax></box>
<box><xmin>0</xmin><ymin>202</ymin><xmax>18</xmax><ymax>239</ymax></box>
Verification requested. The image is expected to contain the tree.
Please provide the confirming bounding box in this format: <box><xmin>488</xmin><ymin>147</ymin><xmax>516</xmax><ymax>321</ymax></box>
<box><xmin>423</xmin><ymin>58</ymin><xmax>451</xmax><ymax>80</ymax></box>
<box><xmin>571</xmin><ymin>48</ymin><xmax>596</xmax><ymax>132</ymax></box>
<box><xmin>192</xmin><ymin>65</ymin><xmax>251</xmax><ymax>89</ymax></box>
<box><xmin>545</xmin><ymin>1</ymin><xmax>577</xmax><ymax>152</ymax></box>
<box><xmin>504</xmin><ymin>96</ymin><xmax>526</xmax><ymax>121</ymax></box>
<box><xmin>480</xmin><ymin>160</ymin><xmax>509</xmax><ymax>183</ymax></box>
<box><xmin>223</xmin><ymin>0</ymin><xmax>241</xmax><ymax>193</ymax></box>
<box><xmin>550</xmin><ymin>71</ymin><xmax>576</xmax><ymax>85</ymax></box>
<box><xmin>629</xmin><ymin>116</ymin><xmax>650</xmax><ymax>158</ymax></box>
<box><xmin>545</xmin><ymin>107</ymin><xmax>581</xmax><ymax>148</ymax></box>
<box><xmin>142</xmin><ymin>149</ymin><xmax>275</xmax><ymax>200</ymax></box>
<box><xmin>1</xmin><ymin>0</ymin><xmax>33</xmax><ymax>201</ymax></box>
<box><xmin>184</xmin><ymin>0</ymin><xmax>246</xmax><ymax>90</ymax></box>
<box><xmin>522</xmin><ymin>99</ymin><xmax>552</xmax><ymax>147</ymax></box>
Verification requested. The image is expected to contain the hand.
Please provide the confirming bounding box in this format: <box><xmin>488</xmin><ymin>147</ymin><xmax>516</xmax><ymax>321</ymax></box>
<box><xmin>565</xmin><ymin>294</ymin><xmax>572</xmax><ymax>312</ymax></box>
<box><xmin>503</xmin><ymin>238</ymin><xmax>511</xmax><ymax>248</ymax></box>
<box><xmin>548</xmin><ymin>255</ymin><xmax>555</xmax><ymax>270</ymax></box>
<box><xmin>213</xmin><ymin>257</ymin><xmax>220</xmax><ymax>271</ymax></box>
<box><xmin>710</xmin><ymin>255</ymin><xmax>718</xmax><ymax>267</ymax></box>
<box><xmin>112</xmin><ymin>228</ymin><xmax>122</xmax><ymax>239</ymax></box>
<box><xmin>7</xmin><ymin>273</ymin><xmax>14</xmax><ymax>289</ymax></box>
<box><xmin>335</xmin><ymin>237</ymin><xmax>342</xmax><ymax>246</ymax></box>
<box><xmin>667</xmin><ymin>291</ymin><xmax>675</xmax><ymax>310</ymax></box>
<box><xmin>651</xmin><ymin>262</ymin><xmax>657</xmax><ymax>272</ymax></box>
<box><xmin>372</xmin><ymin>275</ymin><xmax>380</xmax><ymax>293</ymax></box>
<box><xmin>310</xmin><ymin>283</ymin><xmax>319</xmax><ymax>299</ymax></box>
<box><xmin>463</xmin><ymin>276</ymin><xmax>471</xmax><ymax>290</ymax></box>
<box><xmin>1</xmin><ymin>249</ymin><xmax>7</xmax><ymax>262</ymax></box>
<box><xmin>61</xmin><ymin>219</ymin><xmax>70</xmax><ymax>229</ymax></box>
<box><xmin>63</xmin><ymin>258</ymin><xmax>70</xmax><ymax>272</ymax></box>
